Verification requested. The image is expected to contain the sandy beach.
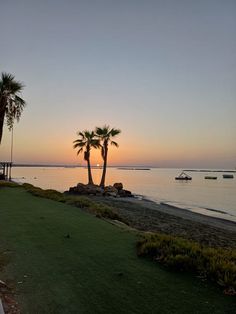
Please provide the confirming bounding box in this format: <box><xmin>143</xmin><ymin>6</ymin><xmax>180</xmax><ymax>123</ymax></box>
<box><xmin>89</xmin><ymin>196</ymin><xmax>236</xmax><ymax>249</ymax></box>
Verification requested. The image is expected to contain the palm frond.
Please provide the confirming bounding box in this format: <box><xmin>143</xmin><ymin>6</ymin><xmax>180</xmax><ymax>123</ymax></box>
<box><xmin>110</xmin><ymin>141</ymin><xmax>119</xmax><ymax>147</ymax></box>
<box><xmin>15</xmin><ymin>95</ymin><xmax>26</xmax><ymax>107</ymax></box>
<box><xmin>73</xmin><ymin>138</ymin><xmax>86</xmax><ymax>145</ymax></box>
<box><xmin>1</xmin><ymin>73</ymin><xmax>24</xmax><ymax>94</ymax></box>
<box><xmin>73</xmin><ymin>129</ymin><xmax>100</xmax><ymax>165</ymax></box>
<box><xmin>84</xmin><ymin>130</ymin><xmax>94</xmax><ymax>139</ymax></box>
<box><xmin>0</xmin><ymin>73</ymin><xmax>26</xmax><ymax>134</ymax></box>
<box><xmin>76</xmin><ymin>148</ymin><xmax>83</xmax><ymax>155</ymax></box>
<box><xmin>91</xmin><ymin>139</ymin><xmax>100</xmax><ymax>148</ymax></box>
<box><xmin>76</xmin><ymin>131</ymin><xmax>85</xmax><ymax>139</ymax></box>
<box><xmin>73</xmin><ymin>142</ymin><xmax>85</xmax><ymax>149</ymax></box>
<box><xmin>1</xmin><ymin>72</ymin><xmax>14</xmax><ymax>81</ymax></box>
<box><xmin>110</xmin><ymin>128</ymin><xmax>121</xmax><ymax>137</ymax></box>
<box><xmin>95</xmin><ymin>125</ymin><xmax>109</xmax><ymax>137</ymax></box>
<box><xmin>96</xmin><ymin>125</ymin><xmax>121</xmax><ymax>139</ymax></box>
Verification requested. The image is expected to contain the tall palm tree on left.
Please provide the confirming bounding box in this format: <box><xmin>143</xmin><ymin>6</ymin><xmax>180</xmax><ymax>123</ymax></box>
<box><xmin>0</xmin><ymin>73</ymin><xmax>26</xmax><ymax>143</ymax></box>
<box><xmin>73</xmin><ymin>130</ymin><xmax>100</xmax><ymax>185</ymax></box>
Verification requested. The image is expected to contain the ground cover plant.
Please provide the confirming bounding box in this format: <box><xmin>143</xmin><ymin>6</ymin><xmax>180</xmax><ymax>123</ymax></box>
<box><xmin>22</xmin><ymin>183</ymin><xmax>124</xmax><ymax>222</ymax></box>
<box><xmin>0</xmin><ymin>186</ymin><xmax>235</xmax><ymax>313</ymax></box>
<box><xmin>0</xmin><ymin>181</ymin><xmax>19</xmax><ymax>188</ymax></box>
<box><xmin>137</xmin><ymin>233</ymin><xmax>236</xmax><ymax>295</ymax></box>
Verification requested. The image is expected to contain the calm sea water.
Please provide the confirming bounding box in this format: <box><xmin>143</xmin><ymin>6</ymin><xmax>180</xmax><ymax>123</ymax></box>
<box><xmin>12</xmin><ymin>167</ymin><xmax>236</xmax><ymax>223</ymax></box>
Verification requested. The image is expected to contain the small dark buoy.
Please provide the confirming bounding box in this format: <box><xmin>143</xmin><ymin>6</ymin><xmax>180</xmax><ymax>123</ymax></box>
<box><xmin>64</xmin><ymin>234</ymin><xmax>71</xmax><ymax>239</ymax></box>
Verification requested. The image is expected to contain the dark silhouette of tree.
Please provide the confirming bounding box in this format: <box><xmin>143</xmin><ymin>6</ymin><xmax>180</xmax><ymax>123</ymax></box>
<box><xmin>0</xmin><ymin>73</ymin><xmax>26</xmax><ymax>143</ymax></box>
<box><xmin>73</xmin><ymin>130</ymin><xmax>100</xmax><ymax>185</ymax></box>
<box><xmin>96</xmin><ymin>125</ymin><xmax>121</xmax><ymax>187</ymax></box>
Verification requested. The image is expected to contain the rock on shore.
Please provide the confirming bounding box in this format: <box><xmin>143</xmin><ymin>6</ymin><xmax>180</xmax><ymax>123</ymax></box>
<box><xmin>66</xmin><ymin>182</ymin><xmax>133</xmax><ymax>197</ymax></box>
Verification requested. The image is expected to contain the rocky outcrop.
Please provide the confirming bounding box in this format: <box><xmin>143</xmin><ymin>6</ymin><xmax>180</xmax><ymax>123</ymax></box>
<box><xmin>103</xmin><ymin>185</ymin><xmax>118</xmax><ymax>197</ymax></box>
<box><xmin>117</xmin><ymin>189</ymin><xmax>132</xmax><ymax>197</ymax></box>
<box><xmin>113</xmin><ymin>182</ymin><xmax>123</xmax><ymax>191</ymax></box>
<box><xmin>68</xmin><ymin>183</ymin><xmax>103</xmax><ymax>196</ymax></box>
<box><xmin>66</xmin><ymin>182</ymin><xmax>133</xmax><ymax>198</ymax></box>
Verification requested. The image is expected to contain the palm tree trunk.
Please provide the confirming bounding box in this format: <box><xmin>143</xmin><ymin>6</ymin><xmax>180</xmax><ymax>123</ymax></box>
<box><xmin>87</xmin><ymin>158</ymin><xmax>94</xmax><ymax>185</ymax></box>
<box><xmin>0</xmin><ymin>99</ymin><xmax>6</xmax><ymax>144</ymax></box>
<box><xmin>100</xmin><ymin>147</ymin><xmax>108</xmax><ymax>187</ymax></box>
<box><xmin>0</xmin><ymin>110</ymin><xmax>5</xmax><ymax>144</ymax></box>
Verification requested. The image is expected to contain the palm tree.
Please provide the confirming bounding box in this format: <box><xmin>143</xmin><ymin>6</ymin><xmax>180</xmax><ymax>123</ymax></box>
<box><xmin>73</xmin><ymin>130</ymin><xmax>100</xmax><ymax>185</ymax></box>
<box><xmin>0</xmin><ymin>73</ymin><xmax>26</xmax><ymax>143</ymax></box>
<box><xmin>96</xmin><ymin>125</ymin><xmax>121</xmax><ymax>187</ymax></box>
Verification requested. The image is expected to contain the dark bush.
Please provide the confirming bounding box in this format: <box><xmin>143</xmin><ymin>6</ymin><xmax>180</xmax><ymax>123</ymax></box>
<box><xmin>0</xmin><ymin>181</ymin><xmax>20</xmax><ymax>188</ymax></box>
<box><xmin>137</xmin><ymin>233</ymin><xmax>236</xmax><ymax>294</ymax></box>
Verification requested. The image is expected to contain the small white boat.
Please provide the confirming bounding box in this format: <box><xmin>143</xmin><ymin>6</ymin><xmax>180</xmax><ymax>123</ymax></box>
<box><xmin>175</xmin><ymin>172</ymin><xmax>192</xmax><ymax>180</ymax></box>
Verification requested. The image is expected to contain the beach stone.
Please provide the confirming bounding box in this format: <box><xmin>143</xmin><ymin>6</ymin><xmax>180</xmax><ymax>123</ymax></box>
<box><xmin>68</xmin><ymin>186</ymin><xmax>77</xmax><ymax>194</ymax></box>
<box><xmin>86</xmin><ymin>184</ymin><xmax>102</xmax><ymax>195</ymax></box>
<box><xmin>104</xmin><ymin>185</ymin><xmax>118</xmax><ymax>196</ymax></box>
<box><xmin>118</xmin><ymin>189</ymin><xmax>133</xmax><ymax>197</ymax></box>
<box><xmin>113</xmin><ymin>182</ymin><xmax>123</xmax><ymax>191</ymax></box>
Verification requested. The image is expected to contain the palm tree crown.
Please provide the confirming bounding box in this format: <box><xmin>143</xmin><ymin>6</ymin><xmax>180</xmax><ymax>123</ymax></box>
<box><xmin>73</xmin><ymin>130</ymin><xmax>100</xmax><ymax>185</ymax></box>
<box><xmin>0</xmin><ymin>72</ymin><xmax>26</xmax><ymax>143</ymax></box>
<box><xmin>95</xmin><ymin>125</ymin><xmax>121</xmax><ymax>187</ymax></box>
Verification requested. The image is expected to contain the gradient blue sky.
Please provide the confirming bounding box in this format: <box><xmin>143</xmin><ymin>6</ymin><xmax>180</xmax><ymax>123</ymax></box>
<box><xmin>0</xmin><ymin>0</ymin><xmax>235</xmax><ymax>168</ymax></box>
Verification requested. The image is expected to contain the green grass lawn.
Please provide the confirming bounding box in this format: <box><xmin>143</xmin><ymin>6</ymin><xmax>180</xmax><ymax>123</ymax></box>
<box><xmin>0</xmin><ymin>187</ymin><xmax>235</xmax><ymax>314</ymax></box>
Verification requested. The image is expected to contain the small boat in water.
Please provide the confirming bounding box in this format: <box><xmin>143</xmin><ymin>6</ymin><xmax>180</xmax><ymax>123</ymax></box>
<box><xmin>223</xmin><ymin>174</ymin><xmax>234</xmax><ymax>179</ymax></box>
<box><xmin>175</xmin><ymin>172</ymin><xmax>192</xmax><ymax>180</ymax></box>
<box><xmin>205</xmin><ymin>176</ymin><xmax>217</xmax><ymax>180</ymax></box>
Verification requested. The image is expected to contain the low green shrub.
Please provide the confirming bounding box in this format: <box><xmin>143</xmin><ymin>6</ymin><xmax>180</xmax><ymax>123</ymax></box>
<box><xmin>65</xmin><ymin>196</ymin><xmax>93</xmax><ymax>208</ymax></box>
<box><xmin>0</xmin><ymin>181</ymin><xmax>20</xmax><ymax>188</ymax></box>
<box><xmin>22</xmin><ymin>184</ymin><xmax>66</xmax><ymax>202</ymax></box>
<box><xmin>21</xmin><ymin>183</ymin><xmax>125</xmax><ymax>223</ymax></box>
<box><xmin>92</xmin><ymin>203</ymin><xmax>122</xmax><ymax>221</ymax></box>
<box><xmin>137</xmin><ymin>233</ymin><xmax>236</xmax><ymax>294</ymax></box>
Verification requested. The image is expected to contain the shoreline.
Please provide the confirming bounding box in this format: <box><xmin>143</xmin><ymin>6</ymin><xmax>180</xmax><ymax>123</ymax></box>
<box><xmin>89</xmin><ymin>195</ymin><xmax>236</xmax><ymax>248</ymax></box>
<box><xmin>124</xmin><ymin>196</ymin><xmax>236</xmax><ymax>232</ymax></box>
<box><xmin>140</xmin><ymin>196</ymin><xmax>236</xmax><ymax>230</ymax></box>
<box><xmin>137</xmin><ymin>193</ymin><xmax>236</xmax><ymax>224</ymax></box>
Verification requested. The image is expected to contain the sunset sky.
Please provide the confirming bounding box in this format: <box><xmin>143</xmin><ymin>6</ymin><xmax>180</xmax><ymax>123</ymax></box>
<box><xmin>0</xmin><ymin>0</ymin><xmax>235</xmax><ymax>168</ymax></box>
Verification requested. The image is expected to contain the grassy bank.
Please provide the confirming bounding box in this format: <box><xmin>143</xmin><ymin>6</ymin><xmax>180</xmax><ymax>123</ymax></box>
<box><xmin>0</xmin><ymin>185</ymin><xmax>235</xmax><ymax>313</ymax></box>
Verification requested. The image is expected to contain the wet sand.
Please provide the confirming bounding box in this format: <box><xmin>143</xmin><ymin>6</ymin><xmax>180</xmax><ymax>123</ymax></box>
<box><xmin>89</xmin><ymin>196</ymin><xmax>236</xmax><ymax>249</ymax></box>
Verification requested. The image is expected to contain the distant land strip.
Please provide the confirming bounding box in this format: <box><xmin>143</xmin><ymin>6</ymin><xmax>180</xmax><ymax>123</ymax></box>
<box><xmin>12</xmin><ymin>164</ymin><xmax>80</xmax><ymax>168</ymax></box>
<box><xmin>12</xmin><ymin>164</ymin><xmax>152</xmax><ymax>169</ymax></box>
<box><xmin>184</xmin><ymin>169</ymin><xmax>236</xmax><ymax>173</ymax></box>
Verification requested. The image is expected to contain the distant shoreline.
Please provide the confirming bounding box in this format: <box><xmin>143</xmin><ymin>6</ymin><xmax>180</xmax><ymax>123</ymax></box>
<box><xmin>10</xmin><ymin>164</ymin><xmax>236</xmax><ymax>172</ymax></box>
<box><xmin>184</xmin><ymin>169</ymin><xmax>236</xmax><ymax>173</ymax></box>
